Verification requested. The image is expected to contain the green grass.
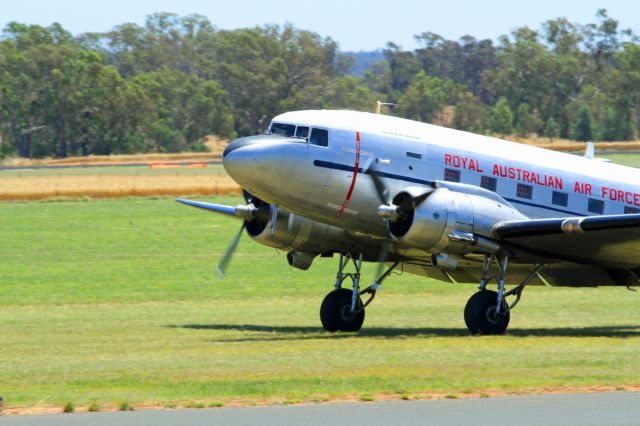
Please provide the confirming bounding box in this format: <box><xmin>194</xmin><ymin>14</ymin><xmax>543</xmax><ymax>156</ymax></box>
<box><xmin>599</xmin><ymin>152</ymin><xmax>640</xmax><ymax>168</ymax></box>
<box><xmin>0</xmin><ymin>196</ymin><xmax>639</xmax><ymax>410</ymax></box>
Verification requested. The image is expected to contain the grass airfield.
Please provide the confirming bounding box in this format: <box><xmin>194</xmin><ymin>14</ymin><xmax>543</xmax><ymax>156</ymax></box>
<box><xmin>1</xmin><ymin>195</ymin><xmax>639</xmax><ymax>413</ymax></box>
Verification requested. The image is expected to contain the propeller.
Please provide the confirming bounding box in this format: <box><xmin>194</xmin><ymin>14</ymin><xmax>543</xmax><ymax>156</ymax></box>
<box><xmin>367</xmin><ymin>163</ymin><xmax>431</xmax><ymax>221</ymax></box>
<box><xmin>216</xmin><ymin>222</ymin><xmax>246</xmax><ymax>277</ymax></box>
<box><xmin>360</xmin><ymin>158</ymin><xmax>394</xmax><ymax>280</ymax></box>
<box><xmin>215</xmin><ymin>190</ymin><xmax>270</xmax><ymax>278</ymax></box>
<box><xmin>362</xmin><ymin>153</ymin><xmax>432</xmax><ymax>282</ymax></box>
<box><xmin>176</xmin><ymin>193</ymin><xmax>271</xmax><ymax>278</ymax></box>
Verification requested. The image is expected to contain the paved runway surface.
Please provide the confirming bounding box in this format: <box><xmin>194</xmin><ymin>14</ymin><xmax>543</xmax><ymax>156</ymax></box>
<box><xmin>3</xmin><ymin>392</ymin><xmax>639</xmax><ymax>426</ymax></box>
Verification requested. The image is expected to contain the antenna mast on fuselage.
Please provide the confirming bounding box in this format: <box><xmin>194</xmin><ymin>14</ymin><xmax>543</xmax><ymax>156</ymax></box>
<box><xmin>375</xmin><ymin>100</ymin><xmax>395</xmax><ymax>114</ymax></box>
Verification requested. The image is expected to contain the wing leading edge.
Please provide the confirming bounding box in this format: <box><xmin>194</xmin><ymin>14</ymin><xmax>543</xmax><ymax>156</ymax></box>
<box><xmin>493</xmin><ymin>214</ymin><xmax>640</xmax><ymax>269</ymax></box>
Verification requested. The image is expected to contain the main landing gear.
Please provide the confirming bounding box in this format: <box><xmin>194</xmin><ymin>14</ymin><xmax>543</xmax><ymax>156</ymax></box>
<box><xmin>464</xmin><ymin>255</ymin><xmax>543</xmax><ymax>335</ymax></box>
<box><xmin>320</xmin><ymin>253</ymin><xmax>398</xmax><ymax>332</ymax></box>
<box><xmin>320</xmin><ymin>252</ymin><xmax>543</xmax><ymax>335</ymax></box>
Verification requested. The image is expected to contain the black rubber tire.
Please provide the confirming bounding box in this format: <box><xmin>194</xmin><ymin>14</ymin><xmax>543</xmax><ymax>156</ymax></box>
<box><xmin>320</xmin><ymin>288</ymin><xmax>365</xmax><ymax>332</ymax></box>
<box><xmin>464</xmin><ymin>290</ymin><xmax>510</xmax><ymax>335</ymax></box>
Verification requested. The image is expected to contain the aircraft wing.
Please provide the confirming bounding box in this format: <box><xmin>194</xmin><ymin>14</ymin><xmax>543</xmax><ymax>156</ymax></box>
<box><xmin>493</xmin><ymin>214</ymin><xmax>640</xmax><ymax>269</ymax></box>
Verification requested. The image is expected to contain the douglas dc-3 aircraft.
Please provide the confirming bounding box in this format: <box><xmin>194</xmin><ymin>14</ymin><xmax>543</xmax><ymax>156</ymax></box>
<box><xmin>177</xmin><ymin>109</ymin><xmax>640</xmax><ymax>335</ymax></box>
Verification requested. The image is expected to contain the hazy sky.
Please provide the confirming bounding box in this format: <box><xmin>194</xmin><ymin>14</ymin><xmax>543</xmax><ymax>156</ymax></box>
<box><xmin>1</xmin><ymin>0</ymin><xmax>639</xmax><ymax>51</ymax></box>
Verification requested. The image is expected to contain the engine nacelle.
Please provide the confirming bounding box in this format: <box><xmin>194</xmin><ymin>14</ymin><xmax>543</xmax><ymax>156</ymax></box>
<box><xmin>245</xmin><ymin>205</ymin><xmax>304</xmax><ymax>249</ymax></box>
<box><xmin>388</xmin><ymin>183</ymin><xmax>527</xmax><ymax>255</ymax></box>
<box><xmin>244</xmin><ymin>198</ymin><xmax>365</xmax><ymax>262</ymax></box>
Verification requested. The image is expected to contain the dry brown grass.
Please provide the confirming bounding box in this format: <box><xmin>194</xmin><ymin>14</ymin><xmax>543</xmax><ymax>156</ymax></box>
<box><xmin>202</xmin><ymin>135</ymin><xmax>230</xmax><ymax>154</ymax></box>
<box><xmin>2</xmin><ymin>152</ymin><xmax>222</xmax><ymax>168</ymax></box>
<box><xmin>533</xmin><ymin>141</ymin><xmax>640</xmax><ymax>152</ymax></box>
<box><xmin>2</xmin><ymin>135</ymin><xmax>230</xmax><ymax>167</ymax></box>
<box><xmin>0</xmin><ymin>174</ymin><xmax>241</xmax><ymax>201</ymax></box>
<box><xmin>4</xmin><ymin>132</ymin><xmax>640</xmax><ymax>169</ymax></box>
<box><xmin>504</xmin><ymin>134</ymin><xmax>640</xmax><ymax>151</ymax></box>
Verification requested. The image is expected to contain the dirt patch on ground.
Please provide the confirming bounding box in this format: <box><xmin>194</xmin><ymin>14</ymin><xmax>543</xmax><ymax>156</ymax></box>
<box><xmin>3</xmin><ymin>384</ymin><xmax>639</xmax><ymax>416</ymax></box>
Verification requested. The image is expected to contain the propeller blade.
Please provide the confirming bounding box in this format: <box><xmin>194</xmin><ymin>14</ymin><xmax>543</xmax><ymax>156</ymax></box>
<box><xmin>362</xmin><ymin>156</ymin><xmax>390</xmax><ymax>205</ymax></box>
<box><xmin>271</xmin><ymin>205</ymin><xmax>278</xmax><ymax>238</ymax></box>
<box><xmin>396</xmin><ymin>192</ymin><xmax>427</xmax><ymax>214</ymax></box>
<box><xmin>216</xmin><ymin>222</ymin><xmax>245</xmax><ymax>278</ymax></box>
<box><xmin>369</xmin><ymin>167</ymin><xmax>391</xmax><ymax>206</ymax></box>
<box><xmin>373</xmin><ymin>238</ymin><xmax>390</xmax><ymax>283</ymax></box>
<box><xmin>176</xmin><ymin>198</ymin><xmax>237</xmax><ymax>216</ymax></box>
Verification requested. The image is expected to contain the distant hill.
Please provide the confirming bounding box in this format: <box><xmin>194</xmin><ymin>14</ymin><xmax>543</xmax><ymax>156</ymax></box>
<box><xmin>343</xmin><ymin>50</ymin><xmax>385</xmax><ymax>77</ymax></box>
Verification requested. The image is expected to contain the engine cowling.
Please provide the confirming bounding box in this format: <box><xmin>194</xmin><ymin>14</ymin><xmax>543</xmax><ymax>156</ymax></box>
<box><xmin>244</xmin><ymin>197</ymin><xmax>372</xmax><ymax>267</ymax></box>
<box><xmin>388</xmin><ymin>183</ymin><xmax>527</xmax><ymax>255</ymax></box>
<box><xmin>388</xmin><ymin>188</ymin><xmax>449</xmax><ymax>252</ymax></box>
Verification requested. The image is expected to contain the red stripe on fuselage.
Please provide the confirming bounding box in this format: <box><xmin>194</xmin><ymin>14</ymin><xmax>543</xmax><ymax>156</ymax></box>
<box><xmin>335</xmin><ymin>131</ymin><xmax>361</xmax><ymax>217</ymax></box>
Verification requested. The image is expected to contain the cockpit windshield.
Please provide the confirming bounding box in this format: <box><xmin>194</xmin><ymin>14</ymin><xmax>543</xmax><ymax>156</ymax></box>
<box><xmin>267</xmin><ymin>122</ymin><xmax>324</xmax><ymax>145</ymax></box>
<box><xmin>295</xmin><ymin>126</ymin><xmax>309</xmax><ymax>138</ymax></box>
<box><xmin>269</xmin><ymin>122</ymin><xmax>296</xmax><ymax>137</ymax></box>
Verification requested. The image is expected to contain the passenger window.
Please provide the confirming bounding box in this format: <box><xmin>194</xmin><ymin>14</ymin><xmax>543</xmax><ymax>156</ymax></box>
<box><xmin>295</xmin><ymin>126</ymin><xmax>309</xmax><ymax>139</ymax></box>
<box><xmin>270</xmin><ymin>122</ymin><xmax>296</xmax><ymax>137</ymax></box>
<box><xmin>588</xmin><ymin>198</ymin><xmax>604</xmax><ymax>214</ymax></box>
<box><xmin>310</xmin><ymin>128</ymin><xmax>329</xmax><ymax>147</ymax></box>
<box><xmin>516</xmin><ymin>183</ymin><xmax>533</xmax><ymax>199</ymax></box>
<box><xmin>624</xmin><ymin>206</ymin><xmax>640</xmax><ymax>214</ymax></box>
<box><xmin>480</xmin><ymin>176</ymin><xmax>497</xmax><ymax>192</ymax></box>
<box><xmin>444</xmin><ymin>168</ymin><xmax>461</xmax><ymax>182</ymax></box>
<box><xmin>552</xmin><ymin>191</ymin><xmax>568</xmax><ymax>207</ymax></box>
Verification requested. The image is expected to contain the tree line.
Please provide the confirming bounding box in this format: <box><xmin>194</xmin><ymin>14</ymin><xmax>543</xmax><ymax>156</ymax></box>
<box><xmin>1</xmin><ymin>9</ymin><xmax>638</xmax><ymax>158</ymax></box>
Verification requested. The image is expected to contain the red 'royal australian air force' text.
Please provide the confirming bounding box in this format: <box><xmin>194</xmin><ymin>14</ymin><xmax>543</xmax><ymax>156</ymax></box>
<box><xmin>444</xmin><ymin>153</ymin><xmax>563</xmax><ymax>190</ymax></box>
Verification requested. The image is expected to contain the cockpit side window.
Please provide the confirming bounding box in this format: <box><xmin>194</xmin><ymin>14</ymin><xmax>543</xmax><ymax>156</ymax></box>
<box><xmin>295</xmin><ymin>126</ymin><xmax>309</xmax><ymax>139</ymax></box>
<box><xmin>270</xmin><ymin>122</ymin><xmax>296</xmax><ymax>137</ymax></box>
<box><xmin>310</xmin><ymin>128</ymin><xmax>329</xmax><ymax>147</ymax></box>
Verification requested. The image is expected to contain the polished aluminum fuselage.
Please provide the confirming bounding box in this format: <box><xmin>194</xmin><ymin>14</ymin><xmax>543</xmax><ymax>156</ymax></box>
<box><xmin>224</xmin><ymin>110</ymin><xmax>640</xmax><ymax>233</ymax></box>
<box><xmin>221</xmin><ymin>110</ymin><xmax>640</xmax><ymax>286</ymax></box>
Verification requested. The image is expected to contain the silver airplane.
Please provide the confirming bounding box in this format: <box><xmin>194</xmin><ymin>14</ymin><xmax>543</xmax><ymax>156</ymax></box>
<box><xmin>177</xmin><ymin>109</ymin><xmax>640</xmax><ymax>335</ymax></box>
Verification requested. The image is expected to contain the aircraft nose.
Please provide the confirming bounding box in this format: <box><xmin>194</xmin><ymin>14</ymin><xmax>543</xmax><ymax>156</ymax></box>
<box><xmin>223</xmin><ymin>136</ymin><xmax>263</xmax><ymax>158</ymax></box>
<box><xmin>222</xmin><ymin>136</ymin><xmax>261</xmax><ymax>185</ymax></box>
<box><xmin>222</xmin><ymin>135</ymin><xmax>306</xmax><ymax>201</ymax></box>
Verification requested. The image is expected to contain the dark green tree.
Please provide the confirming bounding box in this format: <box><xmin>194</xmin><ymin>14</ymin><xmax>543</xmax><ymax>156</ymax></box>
<box><xmin>599</xmin><ymin>107</ymin><xmax>637</xmax><ymax>141</ymax></box>
<box><xmin>515</xmin><ymin>103</ymin><xmax>543</xmax><ymax>136</ymax></box>
<box><xmin>133</xmin><ymin>68</ymin><xmax>234</xmax><ymax>152</ymax></box>
<box><xmin>452</xmin><ymin>91</ymin><xmax>488</xmax><ymax>132</ymax></box>
<box><xmin>382</xmin><ymin>42</ymin><xmax>420</xmax><ymax>98</ymax></box>
<box><xmin>572</xmin><ymin>105</ymin><xmax>596</xmax><ymax>141</ymax></box>
<box><xmin>489</xmin><ymin>97</ymin><xmax>514</xmax><ymax>135</ymax></box>
<box><xmin>395</xmin><ymin>71</ymin><xmax>446</xmax><ymax>123</ymax></box>
<box><xmin>543</xmin><ymin>117</ymin><xmax>560</xmax><ymax>140</ymax></box>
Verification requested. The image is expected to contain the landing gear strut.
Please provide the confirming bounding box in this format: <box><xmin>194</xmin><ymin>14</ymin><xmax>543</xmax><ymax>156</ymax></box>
<box><xmin>320</xmin><ymin>253</ymin><xmax>398</xmax><ymax>332</ymax></box>
<box><xmin>464</xmin><ymin>255</ymin><xmax>543</xmax><ymax>335</ymax></box>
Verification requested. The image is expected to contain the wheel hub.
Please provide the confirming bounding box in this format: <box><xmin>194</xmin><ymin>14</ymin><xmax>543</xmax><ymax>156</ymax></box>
<box><xmin>485</xmin><ymin>306</ymin><xmax>503</xmax><ymax>324</ymax></box>
<box><xmin>340</xmin><ymin>305</ymin><xmax>356</xmax><ymax>322</ymax></box>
